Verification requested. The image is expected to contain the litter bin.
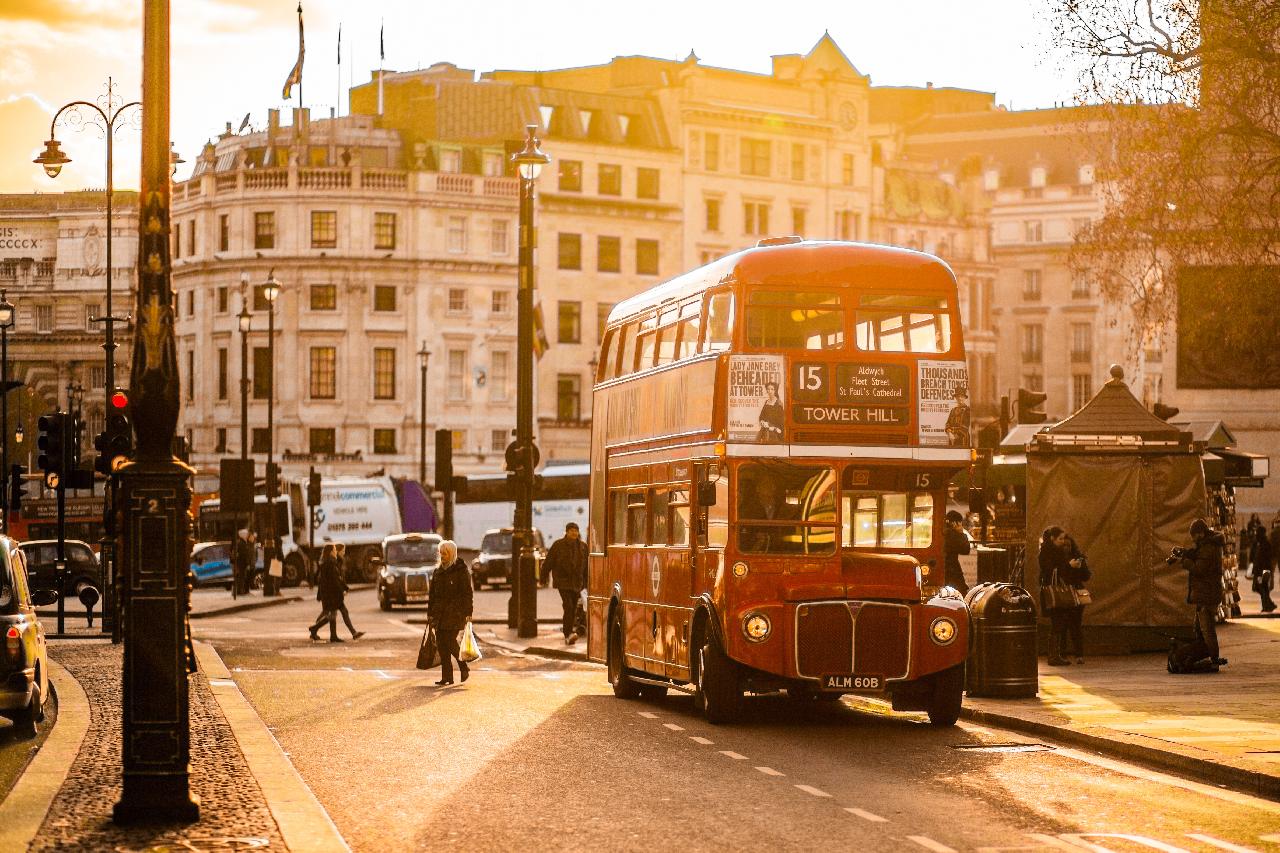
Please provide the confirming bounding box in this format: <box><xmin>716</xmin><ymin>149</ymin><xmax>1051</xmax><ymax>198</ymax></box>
<box><xmin>964</xmin><ymin>582</ymin><xmax>1038</xmax><ymax>698</ymax></box>
<box><xmin>975</xmin><ymin>546</ymin><xmax>1011</xmax><ymax>585</ymax></box>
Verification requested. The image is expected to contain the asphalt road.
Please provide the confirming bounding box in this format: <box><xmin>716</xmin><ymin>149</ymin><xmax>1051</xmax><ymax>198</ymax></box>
<box><xmin>198</xmin><ymin>588</ymin><xmax>1280</xmax><ymax>852</ymax></box>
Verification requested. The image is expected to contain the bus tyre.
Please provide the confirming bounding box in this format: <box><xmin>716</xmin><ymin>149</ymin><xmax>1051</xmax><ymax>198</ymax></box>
<box><xmin>378</xmin><ymin>589</ymin><xmax>393</xmax><ymax>611</ymax></box>
<box><xmin>926</xmin><ymin>663</ymin><xmax>965</xmax><ymax>727</ymax></box>
<box><xmin>608</xmin><ymin>617</ymin><xmax>640</xmax><ymax>700</ymax></box>
<box><xmin>696</xmin><ymin>634</ymin><xmax>742</xmax><ymax>724</ymax></box>
<box><xmin>283</xmin><ymin>555</ymin><xmax>305</xmax><ymax>587</ymax></box>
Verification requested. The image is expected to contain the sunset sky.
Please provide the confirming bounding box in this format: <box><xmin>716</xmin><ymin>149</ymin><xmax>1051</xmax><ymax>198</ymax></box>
<box><xmin>0</xmin><ymin>0</ymin><xmax>1079</xmax><ymax>193</ymax></box>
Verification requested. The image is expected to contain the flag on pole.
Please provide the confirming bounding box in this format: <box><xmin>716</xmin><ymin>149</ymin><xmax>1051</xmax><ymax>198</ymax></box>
<box><xmin>282</xmin><ymin>2</ymin><xmax>305</xmax><ymax>100</ymax></box>
<box><xmin>532</xmin><ymin>302</ymin><xmax>550</xmax><ymax>359</ymax></box>
<box><xmin>337</xmin><ymin>23</ymin><xmax>341</xmax><ymax>64</ymax></box>
<box><xmin>238</xmin><ymin>112</ymin><xmax>251</xmax><ymax>133</ymax></box>
<box><xmin>380</xmin><ymin>21</ymin><xmax>385</xmax><ymax>61</ymax></box>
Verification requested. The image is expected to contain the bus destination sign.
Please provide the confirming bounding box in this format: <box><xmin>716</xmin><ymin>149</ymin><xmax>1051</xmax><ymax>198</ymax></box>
<box><xmin>790</xmin><ymin>361</ymin><xmax>909</xmax><ymax>428</ymax></box>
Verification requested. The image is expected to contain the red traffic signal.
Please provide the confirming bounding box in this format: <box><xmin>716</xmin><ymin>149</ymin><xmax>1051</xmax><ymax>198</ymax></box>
<box><xmin>110</xmin><ymin>389</ymin><xmax>129</xmax><ymax>410</ymax></box>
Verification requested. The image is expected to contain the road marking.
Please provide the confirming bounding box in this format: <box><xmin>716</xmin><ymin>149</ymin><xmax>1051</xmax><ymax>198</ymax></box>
<box><xmin>1026</xmin><ymin>836</ymin><xmax>1091</xmax><ymax>851</ymax></box>
<box><xmin>794</xmin><ymin>784</ymin><xmax>830</xmax><ymax>798</ymax></box>
<box><xmin>209</xmin><ymin>679</ymin><xmax>237</xmax><ymax>688</ymax></box>
<box><xmin>372</xmin><ymin>670</ymin><xmax>396</xmax><ymax>680</ymax></box>
<box><xmin>663</xmin><ymin>723</ymin><xmax>684</xmax><ymax>731</ymax></box>
<box><xmin>689</xmin><ymin>736</ymin><xmax>714</xmax><ymax>745</ymax></box>
<box><xmin>844</xmin><ymin>807</ymin><xmax>888</xmax><ymax>823</ymax></box>
<box><xmin>1059</xmin><ymin>834</ymin><xmax>1190</xmax><ymax>852</ymax></box>
<box><xmin>1186</xmin><ymin>835</ymin><xmax>1258</xmax><ymax>853</ymax></box>
<box><xmin>387</xmin><ymin>618</ymin><xmax>426</xmax><ymax>636</ymax></box>
<box><xmin>720</xmin><ymin>751</ymin><xmax>748</xmax><ymax>760</ymax></box>
<box><xmin>907</xmin><ymin>836</ymin><xmax>956</xmax><ymax>853</ymax></box>
<box><xmin>1260</xmin><ymin>836</ymin><xmax>1280</xmax><ymax>844</ymax></box>
<box><xmin>638</xmin><ymin>711</ymin><xmax>658</xmax><ymax>719</ymax></box>
<box><xmin>754</xmin><ymin>766</ymin><xmax>784</xmax><ymax>777</ymax></box>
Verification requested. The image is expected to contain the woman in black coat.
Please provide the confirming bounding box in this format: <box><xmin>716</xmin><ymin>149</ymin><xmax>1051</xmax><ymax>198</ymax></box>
<box><xmin>428</xmin><ymin>540</ymin><xmax>474</xmax><ymax>686</ymax></box>
<box><xmin>309</xmin><ymin>545</ymin><xmax>345</xmax><ymax>642</ymax></box>
<box><xmin>1038</xmin><ymin>526</ymin><xmax>1091</xmax><ymax>666</ymax></box>
<box><xmin>1250</xmin><ymin>526</ymin><xmax>1275</xmax><ymax>613</ymax></box>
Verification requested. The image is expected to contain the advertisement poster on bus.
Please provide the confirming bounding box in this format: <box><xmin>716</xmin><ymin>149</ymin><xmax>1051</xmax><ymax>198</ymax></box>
<box><xmin>917</xmin><ymin>360</ymin><xmax>971</xmax><ymax>447</ymax></box>
<box><xmin>728</xmin><ymin>354</ymin><xmax>786</xmax><ymax>443</ymax></box>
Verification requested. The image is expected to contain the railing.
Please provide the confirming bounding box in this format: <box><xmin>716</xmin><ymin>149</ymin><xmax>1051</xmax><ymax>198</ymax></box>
<box><xmin>483</xmin><ymin>176</ymin><xmax>519</xmax><ymax>197</ymax></box>
<box><xmin>435</xmin><ymin>173</ymin><xmax>475</xmax><ymax>194</ymax></box>
<box><xmin>187</xmin><ymin>165</ymin><xmax>518</xmax><ymax>199</ymax></box>
<box><xmin>298</xmin><ymin>168</ymin><xmax>351</xmax><ymax>190</ymax></box>
<box><xmin>215</xmin><ymin>174</ymin><xmax>238</xmax><ymax>192</ymax></box>
<box><xmin>245</xmin><ymin>169</ymin><xmax>287</xmax><ymax>190</ymax></box>
<box><xmin>363</xmin><ymin>169</ymin><xmax>407</xmax><ymax>191</ymax></box>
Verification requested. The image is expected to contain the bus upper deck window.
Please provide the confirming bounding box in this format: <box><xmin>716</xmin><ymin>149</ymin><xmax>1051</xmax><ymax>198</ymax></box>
<box><xmin>637</xmin><ymin>330</ymin><xmax>658</xmax><ymax>371</ymax></box>
<box><xmin>617</xmin><ymin>323</ymin><xmax>637</xmax><ymax>375</ymax></box>
<box><xmin>705</xmin><ymin>292</ymin><xmax>733</xmax><ymax>352</ymax></box>
<box><xmin>598</xmin><ymin>328</ymin><xmax>616</xmax><ymax>381</ymax></box>
<box><xmin>676</xmin><ymin>314</ymin><xmax>702</xmax><ymax>360</ymax></box>
<box><xmin>656</xmin><ymin>308</ymin><xmax>679</xmax><ymax>365</ymax></box>
<box><xmin>854</xmin><ymin>294</ymin><xmax>952</xmax><ymax>353</ymax></box>
<box><xmin>745</xmin><ymin>290</ymin><xmax>844</xmax><ymax>350</ymax></box>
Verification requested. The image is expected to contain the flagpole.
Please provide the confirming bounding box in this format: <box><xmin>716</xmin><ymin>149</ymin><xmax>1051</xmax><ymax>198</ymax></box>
<box><xmin>378</xmin><ymin>20</ymin><xmax>384</xmax><ymax>116</ymax></box>
<box><xmin>336</xmin><ymin>23</ymin><xmax>341</xmax><ymax>117</ymax></box>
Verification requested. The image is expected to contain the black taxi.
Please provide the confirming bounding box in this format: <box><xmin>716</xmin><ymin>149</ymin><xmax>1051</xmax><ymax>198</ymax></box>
<box><xmin>1</xmin><ymin>537</ymin><xmax>58</xmax><ymax>737</ymax></box>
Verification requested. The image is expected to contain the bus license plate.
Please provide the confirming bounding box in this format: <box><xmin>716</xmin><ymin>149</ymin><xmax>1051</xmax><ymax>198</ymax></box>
<box><xmin>822</xmin><ymin>674</ymin><xmax>882</xmax><ymax>692</ymax></box>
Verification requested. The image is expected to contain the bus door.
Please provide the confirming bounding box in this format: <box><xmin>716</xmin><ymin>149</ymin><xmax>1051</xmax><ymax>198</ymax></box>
<box><xmin>691</xmin><ymin>460</ymin><xmax>728</xmax><ymax>651</ymax></box>
<box><xmin>651</xmin><ymin>479</ymin><xmax>694</xmax><ymax>680</ymax></box>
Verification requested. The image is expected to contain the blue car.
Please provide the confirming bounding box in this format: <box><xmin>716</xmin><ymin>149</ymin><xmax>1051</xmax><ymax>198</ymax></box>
<box><xmin>190</xmin><ymin>541</ymin><xmax>235</xmax><ymax>588</ymax></box>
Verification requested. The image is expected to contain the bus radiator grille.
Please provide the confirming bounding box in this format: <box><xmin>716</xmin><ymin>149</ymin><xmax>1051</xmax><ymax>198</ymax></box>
<box><xmin>795</xmin><ymin>603</ymin><xmax>854</xmax><ymax>677</ymax></box>
<box><xmin>853</xmin><ymin>604</ymin><xmax>911</xmax><ymax>680</ymax></box>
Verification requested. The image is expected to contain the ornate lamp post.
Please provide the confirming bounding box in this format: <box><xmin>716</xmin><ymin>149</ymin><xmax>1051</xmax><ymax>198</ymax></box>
<box><xmin>0</xmin><ymin>292</ymin><xmax>14</xmax><ymax>533</ymax></box>
<box><xmin>238</xmin><ymin>279</ymin><xmax>252</xmax><ymax>461</ymax></box>
<box><xmin>418</xmin><ymin>342</ymin><xmax>431</xmax><ymax>488</ymax></box>
<box><xmin>510</xmin><ymin>125</ymin><xmax>550</xmax><ymax>639</ymax></box>
<box><xmin>262</xmin><ymin>271</ymin><xmax>281</xmax><ymax>597</ymax></box>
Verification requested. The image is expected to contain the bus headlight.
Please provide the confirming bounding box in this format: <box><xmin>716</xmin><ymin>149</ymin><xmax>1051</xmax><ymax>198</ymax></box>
<box><xmin>732</xmin><ymin>561</ymin><xmax>749</xmax><ymax>578</ymax></box>
<box><xmin>742</xmin><ymin>612</ymin><xmax>771</xmax><ymax>643</ymax></box>
<box><xmin>930</xmin><ymin>617</ymin><xmax>958</xmax><ymax>646</ymax></box>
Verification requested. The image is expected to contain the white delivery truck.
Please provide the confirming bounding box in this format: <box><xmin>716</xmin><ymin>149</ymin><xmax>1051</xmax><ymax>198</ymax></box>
<box><xmin>310</xmin><ymin>476</ymin><xmax>403</xmax><ymax>580</ymax></box>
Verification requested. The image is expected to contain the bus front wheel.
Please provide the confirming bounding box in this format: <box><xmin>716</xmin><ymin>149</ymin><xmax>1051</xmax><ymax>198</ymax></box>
<box><xmin>696</xmin><ymin>633</ymin><xmax>742</xmax><ymax>724</ymax></box>
<box><xmin>608</xmin><ymin>617</ymin><xmax>640</xmax><ymax>700</ymax></box>
<box><xmin>926</xmin><ymin>663</ymin><xmax>965</xmax><ymax>727</ymax></box>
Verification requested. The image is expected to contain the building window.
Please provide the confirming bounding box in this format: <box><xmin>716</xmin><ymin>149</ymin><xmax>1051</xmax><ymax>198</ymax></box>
<box><xmin>374</xmin><ymin>212</ymin><xmax>397</xmax><ymax>250</ymax></box>
<box><xmin>373</xmin><ymin>428</ymin><xmax>397</xmax><ymax>454</ymax></box>
<box><xmin>705</xmin><ymin>132</ymin><xmax>720</xmax><ymax>171</ymax></box>
<box><xmin>637</xmin><ymin>167</ymin><xmax>660</xmax><ymax>199</ymax></box>
<box><xmin>186</xmin><ymin>351</ymin><xmax>195</xmax><ymax>401</ymax></box>
<box><xmin>253</xmin><ymin>347</ymin><xmax>272</xmax><ymax>399</ymax></box>
<box><xmin>216</xmin><ymin>286</ymin><xmax>228</xmax><ymax>313</ymax></box>
<box><xmin>557</xmin><ymin>374</ymin><xmax>581</xmax><ymax>421</ymax></box>
<box><xmin>217</xmin><ymin>348</ymin><xmax>228</xmax><ymax>400</ymax></box>
<box><xmin>598</xmin><ymin>163</ymin><xmax>622</xmax><ymax>195</ymax></box>
<box><xmin>1071</xmin><ymin>273</ymin><xmax>1090</xmax><ymax>299</ymax></box>
<box><xmin>842</xmin><ymin>154</ymin><xmax>855</xmax><ymax>186</ymax></box>
<box><xmin>558</xmin><ymin>233</ymin><xmax>582</xmax><ymax>270</ymax></box>
<box><xmin>35</xmin><ymin>305</ymin><xmax>53</xmax><ymax>333</ymax></box>
<box><xmin>373</xmin><ymin>285</ymin><xmax>397</xmax><ymax>312</ymax></box>
<box><xmin>791</xmin><ymin>206</ymin><xmax>806</xmax><ymax>237</ymax></box>
<box><xmin>1023</xmin><ymin>269</ymin><xmax>1042</xmax><ymax>300</ymax></box>
<box><xmin>1071</xmin><ymin>323</ymin><xmax>1092</xmax><ymax>362</ymax></box>
<box><xmin>490</xmin><ymin>351</ymin><xmax>511</xmax><ymax>401</ymax></box>
<box><xmin>1023</xmin><ymin>373</ymin><xmax>1044</xmax><ymax>393</ymax></box>
<box><xmin>705</xmin><ymin>198</ymin><xmax>721</xmax><ymax>232</ymax></box>
<box><xmin>252</xmin><ymin>285</ymin><xmax>272</xmax><ymax>311</ymax></box>
<box><xmin>490</xmin><ymin>429</ymin><xmax>507</xmax><ymax>454</ymax></box>
<box><xmin>85</xmin><ymin>304</ymin><xmax>99</xmax><ymax>331</ymax></box>
<box><xmin>89</xmin><ymin>365</ymin><xmax>106</xmax><ymax>389</ymax></box>
<box><xmin>447</xmin><ymin>349</ymin><xmax>469</xmax><ymax>401</ymax></box>
<box><xmin>373</xmin><ymin>347</ymin><xmax>396</xmax><ymax>399</ymax></box>
<box><xmin>981</xmin><ymin>279</ymin><xmax>994</xmax><ymax>330</ymax></box>
<box><xmin>309</xmin><ymin>346</ymin><xmax>336</xmax><ymax>399</ymax></box>
<box><xmin>439</xmin><ymin>149</ymin><xmax>461</xmax><ymax>173</ymax></box>
<box><xmin>447</xmin><ymin>216</ymin><xmax>467</xmax><ymax>253</ymax></box>
<box><xmin>451</xmin><ymin>430</ymin><xmax>465</xmax><ymax>453</ymax></box>
<box><xmin>491</xmin><ymin>220</ymin><xmax>509</xmax><ymax>255</ymax></box>
<box><xmin>558</xmin><ymin>301</ymin><xmax>582</xmax><ymax>343</ymax></box>
<box><xmin>790</xmin><ymin>143</ymin><xmax>806</xmax><ymax>181</ymax></box>
<box><xmin>1072</xmin><ymin>374</ymin><xmax>1092</xmax><ymax>411</ymax></box>
<box><xmin>310</xmin><ymin>284</ymin><xmax>337</xmax><ymax>310</ymax></box>
<box><xmin>447</xmin><ymin>288</ymin><xmax>468</xmax><ymax>313</ymax></box>
<box><xmin>491</xmin><ymin>290</ymin><xmax>511</xmax><ymax>316</ymax></box>
<box><xmin>215</xmin><ymin>428</ymin><xmax>227</xmax><ymax>454</ymax></box>
<box><xmin>255</xmin><ymin>212</ymin><xmax>276</xmax><ymax>249</ymax></box>
<box><xmin>186</xmin><ymin>220</ymin><xmax>196</xmax><ymax>257</ymax></box>
<box><xmin>740</xmin><ymin>138</ymin><xmax>771</xmax><ymax>177</ymax></box>
<box><xmin>1024</xmin><ymin>220</ymin><xmax>1043</xmax><ymax>242</ymax></box>
<box><xmin>252</xmin><ymin>427</ymin><xmax>271</xmax><ymax>453</ymax></box>
<box><xmin>310</xmin><ymin>210</ymin><xmax>337</xmax><ymax>249</ymax></box>
<box><xmin>836</xmin><ymin>210</ymin><xmax>857</xmax><ymax>241</ymax></box>
<box><xmin>483</xmin><ymin>152</ymin><xmax>503</xmax><ymax>177</ymax></box>
<box><xmin>1022</xmin><ymin>324</ymin><xmax>1043</xmax><ymax>363</ymax></box>
<box><xmin>186</xmin><ymin>290</ymin><xmax>195</xmax><ymax>317</ymax></box>
<box><xmin>597</xmin><ymin>236</ymin><xmax>621</xmax><ymax>273</ymax></box>
<box><xmin>636</xmin><ymin>239</ymin><xmax>659</xmax><ymax>276</ymax></box>
<box><xmin>597</xmin><ymin>302</ymin><xmax>613</xmax><ymax>343</ymax></box>
<box><xmin>559</xmin><ymin>160</ymin><xmax>582</xmax><ymax>192</ymax></box>
<box><xmin>310</xmin><ymin>428</ymin><xmax>336</xmax><ymax>455</ymax></box>
<box><xmin>218</xmin><ymin>214</ymin><xmax>229</xmax><ymax>252</ymax></box>
<box><xmin>743</xmin><ymin>202</ymin><xmax>769</xmax><ymax>236</ymax></box>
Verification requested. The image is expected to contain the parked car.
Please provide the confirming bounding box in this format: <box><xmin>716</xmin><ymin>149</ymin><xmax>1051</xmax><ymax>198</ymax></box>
<box><xmin>1</xmin><ymin>538</ymin><xmax>58</xmax><ymax>737</ymax></box>
<box><xmin>190</xmin><ymin>541</ymin><xmax>236</xmax><ymax>588</ymax></box>
<box><xmin>471</xmin><ymin>527</ymin><xmax>546</xmax><ymax>590</ymax></box>
<box><xmin>377</xmin><ymin>533</ymin><xmax>442</xmax><ymax>611</ymax></box>
<box><xmin>17</xmin><ymin>540</ymin><xmax>102</xmax><ymax>601</ymax></box>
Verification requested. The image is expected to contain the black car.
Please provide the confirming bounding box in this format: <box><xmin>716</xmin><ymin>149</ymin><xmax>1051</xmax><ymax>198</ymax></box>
<box><xmin>17</xmin><ymin>540</ymin><xmax>103</xmax><ymax>601</ymax></box>
<box><xmin>471</xmin><ymin>528</ymin><xmax>546</xmax><ymax>590</ymax></box>
<box><xmin>1</xmin><ymin>538</ymin><xmax>58</xmax><ymax>737</ymax></box>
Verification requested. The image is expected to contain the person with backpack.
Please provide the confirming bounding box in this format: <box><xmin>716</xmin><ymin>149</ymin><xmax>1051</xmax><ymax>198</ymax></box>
<box><xmin>545</xmin><ymin>522</ymin><xmax>588</xmax><ymax>645</ymax></box>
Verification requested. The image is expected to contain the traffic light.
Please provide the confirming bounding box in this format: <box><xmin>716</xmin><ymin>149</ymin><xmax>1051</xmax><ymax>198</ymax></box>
<box><xmin>1017</xmin><ymin>387</ymin><xmax>1048</xmax><ymax>425</ymax></box>
<box><xmin>307</xmin><ymin>467</ymin><xmax>321</xmax><ymax>506</ymax></box>
<box><xmin>9</xmin><ymin>465</ymin><xmax>26</xmax><ymax>512</ymax></box>
<box><xmin>435</xmin><ymin>429</ymin><xmax>453</xmax><ymax>491</ymax></box>
<box><xmin>266</xmin><ymin>461</ymin><xmax>281</xmax><ymax>499</ymax></box>
<box><xmin>95</xmin><ymin>389</ymin><xmax>133</xmax><ymax>476</ymax></box>
<box><xmin>37</xmin><ymin>411</ymin><xmax>67</xmax><ymax>484</ymax></box>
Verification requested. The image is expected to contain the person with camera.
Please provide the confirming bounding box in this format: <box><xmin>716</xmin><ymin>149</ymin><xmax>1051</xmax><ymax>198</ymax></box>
<box><xmin>1173</xmin><ymin>519</ymin><xmax>1227</xmax><ymax>665</ymax></box>
<box><xmin>1037</xmin><ymin>526</ymin><xmax>1091</xmax><ymax>666</ymax></box>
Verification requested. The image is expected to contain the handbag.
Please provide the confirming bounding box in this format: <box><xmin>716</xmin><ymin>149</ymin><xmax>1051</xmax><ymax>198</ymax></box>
<box><xmin>1040</xmin><ymin>568</ymin><xmax>1076</xmax><ymax>612</ymax></box>
<box><xmin>416</xmin><ymin>626</ymin><xmax>440</xmax><ymax>670</ymax></box>
<box><xmin>459</xmin><ymin>621</ymin><xmax>483</xmax><ymax>663</ymax></box>
<box><xmin>1074</xmin><ymin>587</ymin><xmax>1093</xmax><ymax>606</ymax></box>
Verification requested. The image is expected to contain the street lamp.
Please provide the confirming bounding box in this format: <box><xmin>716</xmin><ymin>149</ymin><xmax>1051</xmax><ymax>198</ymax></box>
<box><xmin>510</xmin><ymin>124</ymin><xmax>550</xmax><ymax>638</ymax></box>
<box><xmin>238</xmin><ymin>275</ymin><xmax>252</xmax><ymax>461</ymax></box>
<box><xmin>263</xmin><ymin>270</ymin><xmax>280</xmax><ymax>597</ymax></box>
<box><xmin>417</xmin><ymin>342</ymin><xmax>431</xmax><ymax>488</ymax></box>
<box><xmin>0</xmin><ymin>291</ymin><xmax>14</xmax><ymax>533</ymax></box>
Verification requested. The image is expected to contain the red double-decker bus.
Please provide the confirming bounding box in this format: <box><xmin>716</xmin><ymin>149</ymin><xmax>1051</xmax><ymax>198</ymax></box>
<box><xmin>587</xmin><ymin>239</ymin><xmax>972</xmax><ymax>724</ymax></box>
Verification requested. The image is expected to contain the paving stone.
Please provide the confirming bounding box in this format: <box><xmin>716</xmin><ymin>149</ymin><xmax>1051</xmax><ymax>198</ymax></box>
<box><xmin>31</xmin><ymin>641</ymin><xmax>285</xmax><ymax>852</ymax></box>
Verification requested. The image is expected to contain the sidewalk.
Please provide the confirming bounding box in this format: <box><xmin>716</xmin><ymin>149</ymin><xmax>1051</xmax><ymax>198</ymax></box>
<box><xmin>478</xmin><ymin>624</ymin><xmax>588</xmax><ymax>661</ymax></box>
<box><xmin>190</xmin><ymin>586</ymin><xmax>304</xmax><ymax>619</ymax></box>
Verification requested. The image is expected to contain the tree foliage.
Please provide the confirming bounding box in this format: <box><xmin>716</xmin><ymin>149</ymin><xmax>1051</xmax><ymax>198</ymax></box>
<box><xmin>1045</xmin><ymin>0</ymin><xmax>1280</xmax><ymax>345</ymax></box>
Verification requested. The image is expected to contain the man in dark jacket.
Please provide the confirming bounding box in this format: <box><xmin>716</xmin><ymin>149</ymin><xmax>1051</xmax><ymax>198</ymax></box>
<box><xmin>942</xmin><ymin>510</ymin><xmax>971</xmax><ymax>594</ymax></box>
<box><xmin>232</xmin><ymin>529</ymin><xmax>256</xmax><ymax>596</ymax></box>
<box><xmin>1180</xmin><ymin>518</ymin><xmax>1226</xmax><ymax>664</ymax></box>
<box><xmin>1252</xmin><ymin>525</ymin><xmax>1276</xmax><ymax>612</ymax></box>
<box><xmin>545</xmin><ymin>522</ymin><xmax>588</xmax><ymax>644</ymax></box>
<box><xmin>428</xmin><ymin>540</ymin><xmax>474</xmax><ymax>685</ymax></box>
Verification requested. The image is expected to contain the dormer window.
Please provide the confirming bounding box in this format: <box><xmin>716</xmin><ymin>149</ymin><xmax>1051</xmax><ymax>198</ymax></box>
<box><xmin>1078</xmin><ymin>163</ymin><xmax>1095</xmax><ymax>185</ymax></box>
<box><xmin>618</xmin><ymin>114</ymin><xmax>631</xmax><ymax>137</ymax></box>
<box><xmin>983</xmin><ymin>168</ymin><xmax>999</xmax><ymax>191</ymax></box>
<box><xmin>439</xmin><ymin>149</ymin><xmax>461</xmax><ymax>174</ymax></box>
<box><xmin>1030</xmin><ymin>165</ymin><xmax>1046</xmax><ymax>188</ymax></box>
<box><xmin>539</xmin><ymin>105</ymin><xmax>553</xmax><ymax>130</ymax></box>
<box><xmin>580</xmin><ymin>109</ymin><xmax>594</xmax><ymax>135</ymax></box>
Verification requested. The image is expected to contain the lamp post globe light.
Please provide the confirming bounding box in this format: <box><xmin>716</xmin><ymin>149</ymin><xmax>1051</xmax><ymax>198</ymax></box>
<box><xmin>509</xmin><ymin>124</ymin><xmax>550</xmax><ymax>639</ymax></box>
<box><xmin>418</xmin><ymin>342</ymin><xmax>431</xmax><ymax>489</ymax></box>
<box><xmin>0</xmin><ymin>291</ymin><xmax>14</xmax><ymax>533</ymax></box>
<box><xmin>263</xmin><ymin>270</ymin><xmax>281</xmax><ymax>596</ymax></box>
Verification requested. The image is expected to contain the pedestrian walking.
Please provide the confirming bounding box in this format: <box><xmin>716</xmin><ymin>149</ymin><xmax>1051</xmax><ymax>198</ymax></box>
<box><xmin>545</xmin><ymin>522</ymin><xmax>588</xmax><ymax>644</ymax></box>
<box><xmin>942</xmin><ymin>510</ymin><xmax>970</xmax><ymax>595</ymax></box>
<box><xmin>331</xmin><ymin>543</ymin><xmax>363</xmax><ymax>639</ymax></box>
<box><xmin>232</xmin><ymin>528</ymin><xmax>256</xmax><ymax>596</ymax></box>
<box><xmin>1177</xmin><ymin>518</ymin><xmax>1227</xmax><ymax>666</ymax></box>
<box><xmin>309</xmin><ymin>544</ymin><xmax>345</xmax><ymax>643</ymax></box>
<box><xmin>1251</xmin><ymin>523</ymin><xmax>1275</xmax><ymax>612</ymax></box>
<box><xmin>427</xmin><ymin>540</ymin><xmax>473</xmax><ymax>686</ymax></box>
<box><xmin>1037</xmin><ymin>526</ymin><xmax>1091</xmax><ymax>666</ymax></box>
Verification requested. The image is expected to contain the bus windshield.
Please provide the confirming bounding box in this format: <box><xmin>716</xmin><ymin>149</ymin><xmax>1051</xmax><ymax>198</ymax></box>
<box><xmin>735</xmin><ymin>461</ymin><xmax>837</xmax><ymax>555</ymax></box>
<box><xmin>745</xmin><ymin>290</ymin><xmax>844</xmax><ymax>350</ymax></box>
<box><xmin>854</xmin><ymin>294</ymin><xmax>952</xmax><ymax>353</ymax></box>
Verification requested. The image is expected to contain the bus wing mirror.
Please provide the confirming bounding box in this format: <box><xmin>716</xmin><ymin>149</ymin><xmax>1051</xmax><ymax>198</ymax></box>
<box><xmin>698</xmin><ymin>481</ymin><xmax>717</xmax><ymax>507</ymax></box>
